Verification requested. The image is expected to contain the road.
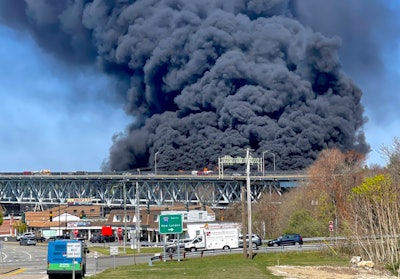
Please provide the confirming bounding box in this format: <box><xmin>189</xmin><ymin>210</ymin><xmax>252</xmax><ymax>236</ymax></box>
<box><xmin>0</xmin><ymin>241</ymin><xmax>151</xmax><ymax>279</ymax></box>
<box><xmin>0</xmin><ymin>241</ymin><xmax>322</xmax><ymax>279</ymax></box>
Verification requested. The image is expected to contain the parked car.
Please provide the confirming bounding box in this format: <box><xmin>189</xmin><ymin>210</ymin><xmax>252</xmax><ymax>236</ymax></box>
<box><xmin>90</xmin><ymin>235</ymin><xmax>116</xmax><ymax>243</ymax></box>
<box><xmin>36</xmin><ymin>236</ymin><xmax>47</xmax><ymax>242</ymax></box>
<box><xmin>89</xmin><ymin>234</ymin><xmax>101</xmax><ymax>243</ymax></box>
<box><xmin>267</xmin><ymin>234</ymin><xmax>303</xmax><ymax>247</ymax></box>
<box><xmin>239</xmin><ymin>234</ymin><xmax>262</xmax><ymax>249</ymax></box>
<box><xmin>166</xmin><ymin>239</ymin><xmax>192</xmax><ymax>254</ymax></box>
<box><xmin>17</xmin><ymin>232</ymin><xmax>46</xmax><ymax>242</ymax></box>
<box><xmin>16</xmin><ymin>232</ymin><xmax>35</xmax><ymax>241</ymax></box>
<box><xmin>20</xmin><ymin>236</ymin><xmax>37</xmax><ymax>246</ymax></box>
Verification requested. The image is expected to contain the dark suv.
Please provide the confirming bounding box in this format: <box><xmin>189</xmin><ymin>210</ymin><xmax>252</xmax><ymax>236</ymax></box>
<box><xmin>90</xmin><ymin>234</ymin><xmax>116</xmax><ymax>243</ymax></box>
<box><xmin>267</xmin><ymin>234</ymin><xmax>303</xmax><ymax>247</ymax></box>
<box><xmin>239</xmin><ymin>234</ymin><xmax>262</xmax><ymax>249</ymax></box>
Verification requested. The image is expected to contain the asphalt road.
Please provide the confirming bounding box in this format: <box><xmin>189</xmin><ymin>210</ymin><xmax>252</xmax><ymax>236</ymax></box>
<box><xmin>0</xmin><ymin>241</ymin><xmax>157</xmax><ymax>279</ymax></box>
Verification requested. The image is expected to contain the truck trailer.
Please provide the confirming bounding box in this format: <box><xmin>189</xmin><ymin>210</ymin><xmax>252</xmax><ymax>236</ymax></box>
<box><xmin>184</xmin><ymin>224</ymin><xmax>239</xmax><ymax>251</ymax></box>
<box><xmin>47</xmin><ymin>239</ymin><xmax>89</xmax><ymax>279</ymax></box>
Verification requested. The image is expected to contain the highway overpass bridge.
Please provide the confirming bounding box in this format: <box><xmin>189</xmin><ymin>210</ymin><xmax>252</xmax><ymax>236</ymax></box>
<box><xmin>0</xmin><ymin>172</ymin><xmax>307</xmax><ymax>212</ymax></box>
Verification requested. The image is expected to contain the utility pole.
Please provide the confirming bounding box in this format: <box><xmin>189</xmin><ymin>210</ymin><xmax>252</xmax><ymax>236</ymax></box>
<box><xmin>65</xmin><ymin>210</ymin><xmax>68</xmax><ymax>237</ymax></box>
<box><xmin>241</xmin><ymin>186</ymin><xmax>247</xmax><ymax>258</ymax></box>
<box><xmin>136</xmin><ymin>182</ymin><xmax>140</xmax><ymax>253</ymax></box>
<box><xmin>246</xmin><ymin>148</ymin><xmax>253</xmax><ymax>259</ymax></box>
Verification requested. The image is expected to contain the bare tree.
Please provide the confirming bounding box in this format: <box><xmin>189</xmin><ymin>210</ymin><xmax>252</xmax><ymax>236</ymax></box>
<box><xmin>252</xmin><ymin>191</ymin><xmax>283</xmax><ymax>238</ymax></box>
<box><xmin>250</xmin><ymin>149</ymin><xmax>365</xmax><ymax>238</ymax></box>
<box><xmin>380</xmin><ymin>137</ymin><xmax>400</xmax><ymax>171</ymax></box>
<box><xmin>348</xmin><ymin>174</ymin><xmax>400</xmax><ymax>270</ymax></box>
<box><xmin>347</xmin><ymin>138</ymin><xmax>400</xmax><ymax>273</ymax></box>
<box><xmin>307</xmin><ymin>149</ymin><xmax>365</xmax><ymax>233</ymax></box>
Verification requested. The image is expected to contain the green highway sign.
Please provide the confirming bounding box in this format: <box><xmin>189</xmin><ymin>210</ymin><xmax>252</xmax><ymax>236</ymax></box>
<box><xmin>159</xmin><ymin>214</ymin><xmax>183</xmax><ymax>234</ymax></box>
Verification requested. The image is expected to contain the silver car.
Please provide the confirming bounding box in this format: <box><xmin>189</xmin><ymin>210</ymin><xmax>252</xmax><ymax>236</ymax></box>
<box><xmin>16</xmin><ymin>232</ymin><xmax>35</xmax><ymax>241</ymax></box>
<box><xmin>166</xmin><ymin>238</ymin><xmax>192</xmax><ymax>253</ymax></box>
<box><xmin>20</xmin><ymin>236</ymin><xmax>37</xmax><ymax>246</ymax></box>
<box><xmin>239</xmin><ymin>234</ymin><xmax>262</xmax><ymax>249</ymax></box>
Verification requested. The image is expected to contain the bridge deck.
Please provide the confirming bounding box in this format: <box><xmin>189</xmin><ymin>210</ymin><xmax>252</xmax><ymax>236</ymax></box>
<box><xmin>0</xmin><ymin>173</ymin><xmax>306</xmax><ymax>209</ymax></box>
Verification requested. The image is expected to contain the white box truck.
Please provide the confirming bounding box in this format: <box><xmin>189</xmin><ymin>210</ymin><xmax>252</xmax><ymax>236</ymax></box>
<box><xmin>184</xmin><ymin>223</ymin><xmax>239</xmax><ymax>251</ymax></box>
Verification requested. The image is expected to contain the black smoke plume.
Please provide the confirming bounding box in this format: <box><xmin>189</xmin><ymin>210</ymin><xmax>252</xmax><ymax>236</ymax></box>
<box><xmin>0</xmin><ymin>0</ymin><xmax>371</xmax><ymax>171</ymax></box>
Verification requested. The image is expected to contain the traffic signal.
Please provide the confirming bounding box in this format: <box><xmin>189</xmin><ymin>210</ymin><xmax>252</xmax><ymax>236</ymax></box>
<box><xmin>146</xmin><ymin>203</ymin><xmax>150</xmax><ymax>214</ymax></box>
<box><xmin>185</xmin><ymin>202</ymin><xmax>189</xmax><ymax>212</ymax></box>
<box><xmin>80</xmin><ymin>210</ymin><xmax>86</xmax><ymax>219</ymax></box>
<box><xmin>49</xmin><ymin>211</ymin><xmax>53</xmax><ymax>222</ymax></box>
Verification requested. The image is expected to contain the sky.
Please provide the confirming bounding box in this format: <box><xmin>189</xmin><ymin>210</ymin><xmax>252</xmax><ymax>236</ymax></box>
<box><xmin>0</xmin><ymin>26</ymin><xmax>131</xmax><ymax>172</ymax></box>
<box><xmin>294</xmin><ymin>0</ymin><xmax>400</xmax><ymax>168</ymax></box>
<box><xmin>0</xmin><ymin>1</ymin><xmax>399</xmax><ymax>172</ymax></box>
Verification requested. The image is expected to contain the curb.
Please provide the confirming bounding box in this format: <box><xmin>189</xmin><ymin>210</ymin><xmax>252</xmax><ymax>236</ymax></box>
<box><xmin>0</xmin><ymin>268</ymin><xmax>21</xmax><ymax>274</ymax></box>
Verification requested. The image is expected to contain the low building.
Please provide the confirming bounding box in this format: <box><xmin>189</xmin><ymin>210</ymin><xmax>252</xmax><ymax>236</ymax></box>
<box><xmin>0</xmin><ymin>215</ymin><xmax>18</xmax><ymax>237</ymax></box>
<box><xmin>7</xmin><ymin>203</ymin><xmax>218</xmax><ymax>244</ymax></box>
<box><xmin>22</xmin><ymin>204</ymin><xmax>104</xmax><ymax>240</ymax></box>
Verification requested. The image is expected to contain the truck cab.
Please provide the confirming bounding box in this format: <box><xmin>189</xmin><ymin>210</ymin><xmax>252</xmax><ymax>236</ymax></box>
<box><xmin>185</xmin><ymin>236</ymin><xmax>205</xmax><ymax>251</ymax></box>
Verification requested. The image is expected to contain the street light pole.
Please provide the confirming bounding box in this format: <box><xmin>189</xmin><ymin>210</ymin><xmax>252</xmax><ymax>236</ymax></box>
<box><xmin>271</xmin><ymin>153</ymin><xmax>276</xmax><ymax>172</ymax></box>
<box><xmin>262</xmin><ymin>151</ymin><xmax>269</xmax><ymax>176</ymax></box>
<box><xmin>262</xmin><ymin>150</ymin><xmax>276</xmax><ymax>174</ymax></box>
<box><xmin>154</xmin><ymin>152</ymin><xmax>159</xmax><ymax>175</ymax></box>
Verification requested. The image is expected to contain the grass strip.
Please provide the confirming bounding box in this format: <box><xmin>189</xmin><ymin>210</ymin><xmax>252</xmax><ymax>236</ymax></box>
<box><xmin>91</xmin><ymin>250</ymin><xmax>348</xmax><ymax>279</ymax></box>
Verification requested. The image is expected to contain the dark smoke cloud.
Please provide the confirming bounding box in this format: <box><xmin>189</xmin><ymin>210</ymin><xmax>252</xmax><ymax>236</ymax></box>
<box><xmin>0</xmin><ymin>0</ymin><xmax>371</xmax><ymax>171</ymax></box>
<box><xmin>291</xmin><ymin>0</ymin><xmax>400</xmax><ymax>123</ymax></box>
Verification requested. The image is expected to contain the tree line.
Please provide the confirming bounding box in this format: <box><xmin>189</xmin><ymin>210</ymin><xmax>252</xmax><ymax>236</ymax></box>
<box><xmin>222</xmin><ymin>137</ymin><xmax>400</xmax><ymax>273</ymax></box>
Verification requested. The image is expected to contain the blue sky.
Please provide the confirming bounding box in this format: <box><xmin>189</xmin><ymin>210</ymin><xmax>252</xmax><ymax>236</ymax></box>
<box><xmin>0</xmin><ymin>2</ymin><xmax>399</xmax><ymax>172</ymax></box>
<box><xmin>0</xmin><ymin>26</ymin><xmax>131</xmax><ymax>172</ymax></box>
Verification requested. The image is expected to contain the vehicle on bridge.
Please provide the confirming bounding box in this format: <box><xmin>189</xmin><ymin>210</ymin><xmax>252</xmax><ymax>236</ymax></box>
<box><xmin>191</xmin><ymin>168</ymin><xmax>214</xmax><ymax>176</ymax></box>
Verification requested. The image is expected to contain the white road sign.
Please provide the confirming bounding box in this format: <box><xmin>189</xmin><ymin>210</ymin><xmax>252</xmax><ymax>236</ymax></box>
<box><xmin>110</xmin><ymin>246</ymin><xmax>119</xmax><ymax>255</ymax></box>
<box><xmin>66</xmin><ymin>242</ymin><xmax>82</xmax><ymax>258</ymax></box>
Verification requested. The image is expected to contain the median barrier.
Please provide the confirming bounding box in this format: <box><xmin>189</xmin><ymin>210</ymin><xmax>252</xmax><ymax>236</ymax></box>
<box><xmin>148</xmin><ymin>253</ymin><xmax>163</xmax><ymax>266</ymax></box>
